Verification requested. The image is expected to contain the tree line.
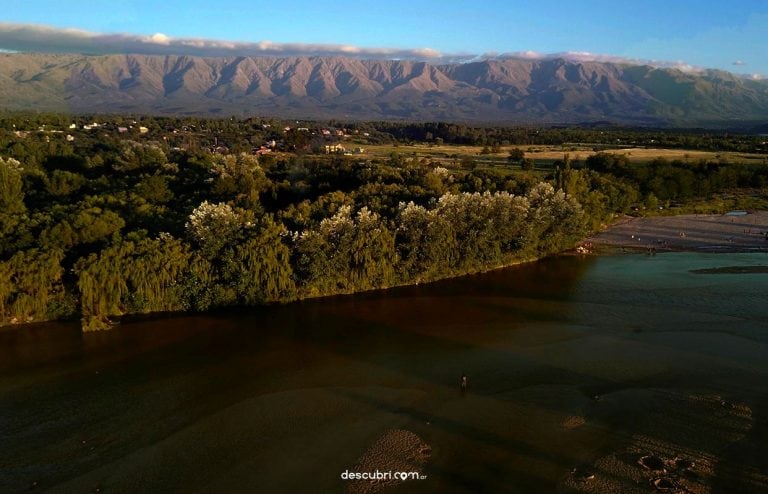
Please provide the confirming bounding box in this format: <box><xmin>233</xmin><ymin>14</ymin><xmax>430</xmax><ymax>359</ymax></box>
<box><xmin>1</xmin><ymin>114</ymin><xmax>765</xmax><ymax>330</ymax></box>
<box><xmin>3</xmin><ymin>113</ymin><xmax>767</xmax><ymax>155</ymax></box>
<box><xmin>0</xmin><ymin>134</ymin><xmax>591</xmax><ymax>330</ymax></box>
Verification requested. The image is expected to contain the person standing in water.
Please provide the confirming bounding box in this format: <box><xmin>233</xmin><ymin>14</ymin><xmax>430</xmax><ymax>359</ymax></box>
<box><xmin>460</xmin><ymin>374</ymin><xmax>468</xmax><ymax>394</ymax></box>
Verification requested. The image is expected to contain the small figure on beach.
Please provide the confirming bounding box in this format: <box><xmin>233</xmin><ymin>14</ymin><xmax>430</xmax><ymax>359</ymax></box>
<box><xmin>460</xmin><ymin>374</ymin><xmax>468</xmax><ymax>393</ymax></box>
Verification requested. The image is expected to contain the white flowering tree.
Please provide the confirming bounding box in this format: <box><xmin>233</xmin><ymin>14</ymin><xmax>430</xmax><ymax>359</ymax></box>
<box><xmin>525</xmin><ymin>183</ymin><xmax>585</xmax><ymax>255</ymax></box>
<box><xmin>421</xmin><ymin>166</ymin><xmax>452</xmax><ymax>195</ymax></box>
<box><xmin>292</xmin><ymin>205</ymin><xmax>354</xmax><ymax>295</ymax></box>
<box><xmin>396</xmin><ymin>201</ymin><xmax>458</xmax><ymax>280</ymax></box>
<box><xmin>433</xmin><ymin>191</ymin><xmax>533</xmax><ymax>269</ymax></box>
<box><xmin>185</xmin><ymin>200</ymin><xmax>295</xmax><ymax>307</ymax></box>
<box><xmin>394</xmin><ymin>185</ymin><xmax>583</xmax><ymax>279</ymax></box>
<box><xmin>185</xmin><ymin>200</ymin><xmax>247</xmax><ymax>259</ymax></box>
<box><xmin>293</xmin><ymin>205</ymin><xmax>395</xmax><ymax>296</ymax></box>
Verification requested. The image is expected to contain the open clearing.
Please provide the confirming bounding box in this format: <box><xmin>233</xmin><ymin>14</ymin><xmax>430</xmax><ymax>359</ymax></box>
<box><xmin>361</xmin><ymin>143</ymin><xmax>768</xmax><ymax>165</ymax></box>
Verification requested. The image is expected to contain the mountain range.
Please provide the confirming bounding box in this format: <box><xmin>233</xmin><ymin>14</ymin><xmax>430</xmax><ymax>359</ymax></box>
<box><xmin>2</xmin><ymin>53</ymin><xmax>768</xmax><ymax>125</ymax></box>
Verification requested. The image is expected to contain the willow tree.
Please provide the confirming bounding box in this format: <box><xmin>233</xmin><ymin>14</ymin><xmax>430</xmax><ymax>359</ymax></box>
<box><xmin>229</xmin><ymin>217</ymin><xmax>295</xmax><ymax>304</ymax></box>
<box><xmin>0</xmin><ymin>158</ymin><xmax>34</xmax><ymax>255</ymax></box>
<box><xmin>348</xmin><ymin>207</ymin><xmax>396</xmax><ymax>290</ymax></box>
<box><xmin>0</xmin><ymin>249</ymin><xmax>69</xmax><ymax>325</ymax></box>
<box><xmin>76</xmin><ymin>234</ymin><xmax>191</xmax><ymax>331</ymax></box>
<box><xmin>0</xmin><ymin>157</ymin><xmax>25</xmax><ymax>215</ymax></box>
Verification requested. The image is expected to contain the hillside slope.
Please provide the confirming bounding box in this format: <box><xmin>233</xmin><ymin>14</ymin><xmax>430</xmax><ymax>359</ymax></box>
<box><xmin>2</xmin><ymin>53</ymin><xmax>767</xmax><ymax>124</ymax></box>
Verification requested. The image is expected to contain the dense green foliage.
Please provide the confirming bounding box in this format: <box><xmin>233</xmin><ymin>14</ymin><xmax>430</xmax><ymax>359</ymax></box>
<box><xmin>584</xmin><ymin>152</ymin><xmax>768</xmax><ymax>202</ymax></box>
<box><xmin>1</xmin><ymin>114</ymin><xmax>765</xmax><ymax>330</ymax></box>
<box><xmin>368</xmin><ymin>123</ymin><xmax>768</xmax><ymax>153</ymax></box>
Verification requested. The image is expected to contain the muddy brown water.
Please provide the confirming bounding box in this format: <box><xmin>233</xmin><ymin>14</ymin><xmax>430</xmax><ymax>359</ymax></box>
<box><xmin>1</xmin><ymin>253</ymin><xmax>767</xmax><ymax>493</ymax></box>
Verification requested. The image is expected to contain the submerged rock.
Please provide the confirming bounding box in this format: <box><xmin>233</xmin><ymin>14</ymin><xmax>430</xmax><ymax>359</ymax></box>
<box><xmin>570</xmin><ymin>467</ymin><xmax>596</xmax><ymax>482</ymax></box>
<box><xmin>651</xmin><ymin>477</ymin><xmax>680</xmax><ymax>492</ymax></box>
<box><xmin>673</xmin><ymin>457</ymin><xmax>694</xmax><ymax>470</ymax></box>
<box><xmin>639</xmin><ymin>455</ymin><xmax>666</xmax><ymax>471</ymax></box>
<box><xmin>563</xmin><ymin>415</ymin><xmax>586</xmax><ymax>429</ymax></box>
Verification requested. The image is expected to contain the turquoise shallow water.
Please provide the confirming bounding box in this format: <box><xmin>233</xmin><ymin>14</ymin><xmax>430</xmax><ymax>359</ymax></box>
<box><xmin>0</xmin><ymin>252</ymin><xmax>767</xmax><ymax>493</ymax></box>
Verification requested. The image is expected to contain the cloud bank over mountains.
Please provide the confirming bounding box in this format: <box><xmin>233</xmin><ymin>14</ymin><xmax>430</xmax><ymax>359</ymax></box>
<box><xmin>0</xmin><ymin>22</ymin><xmax>762</xmax><ymax>79</ymax></box>
<box><xmin>0</xmin><ymin>23</ymin><xmax>441</xmax><ymax>60</ymax></box>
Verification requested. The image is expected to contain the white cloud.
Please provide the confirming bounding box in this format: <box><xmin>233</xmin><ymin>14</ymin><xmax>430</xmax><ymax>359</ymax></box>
<box><xmin>145</xmin><ymin>33</ymin><xmax>171</xmax><ymax>45</ymax></box>
<box><xmin>732</xmin><ymin>60</ymin><xmax>747</xmax><ymax>66</ymax></box>
<box><xmin>0</xmin><ymin>21</ymin><xmax>760</xmax><ymax>80</ymax></box>
<box><xmin>484</xmin><ymin>51</ymin><xmax>709</xmax><ymax>73</ymax></box>
<box><xmin>0</xmin><ymin>22</ymin><xmax>442</xmax><ymax>60</ymax></box>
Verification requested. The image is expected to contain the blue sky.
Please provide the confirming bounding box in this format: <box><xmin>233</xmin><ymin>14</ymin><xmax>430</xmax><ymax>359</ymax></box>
<box><xmin>2</xmin><ymin>0</ymin><xmax>767</xmax><ymax>75</ymax></box>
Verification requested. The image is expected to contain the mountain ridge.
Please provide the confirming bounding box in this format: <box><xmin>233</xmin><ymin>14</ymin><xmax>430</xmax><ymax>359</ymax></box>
<box><xmin>1</xmin><ymin>53</ymin><xmax>767</xmax><ymax>125</ymax></box>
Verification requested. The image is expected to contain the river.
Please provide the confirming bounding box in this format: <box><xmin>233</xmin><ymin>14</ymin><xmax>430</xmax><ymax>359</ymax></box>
<box><xmin>1</xmin><ymin>252</ymin><xmax>767</xmax><ymax>493</ymax></box>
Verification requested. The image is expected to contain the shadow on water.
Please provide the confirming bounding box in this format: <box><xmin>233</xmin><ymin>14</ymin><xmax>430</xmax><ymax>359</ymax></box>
<box><xmin>1</xmin><ymin>253</ymin><xmax>767</xmax><ymax>492</ymax></box>
<box><xmin>0</xmin><ymin>256</ymin><xmax>599</xmax><ymax>492</ymax></box>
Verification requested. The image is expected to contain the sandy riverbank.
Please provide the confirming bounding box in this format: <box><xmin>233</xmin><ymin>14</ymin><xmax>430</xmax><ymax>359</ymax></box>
<box><xmin>587</xmin><ymin>211</ymin><xmax>768</xmax><ymax>252</ymax></box>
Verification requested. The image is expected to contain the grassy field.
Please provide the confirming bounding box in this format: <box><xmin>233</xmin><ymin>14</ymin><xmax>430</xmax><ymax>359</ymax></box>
<box><xmin>361</xmin><ymin>143</ymin><xmax>768</xmax><ymax>166</ymax></box>
<box><xmin>539</xmin><ymin>146</ymin><xmax>768</xmax><ymax>164</ymax></box>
